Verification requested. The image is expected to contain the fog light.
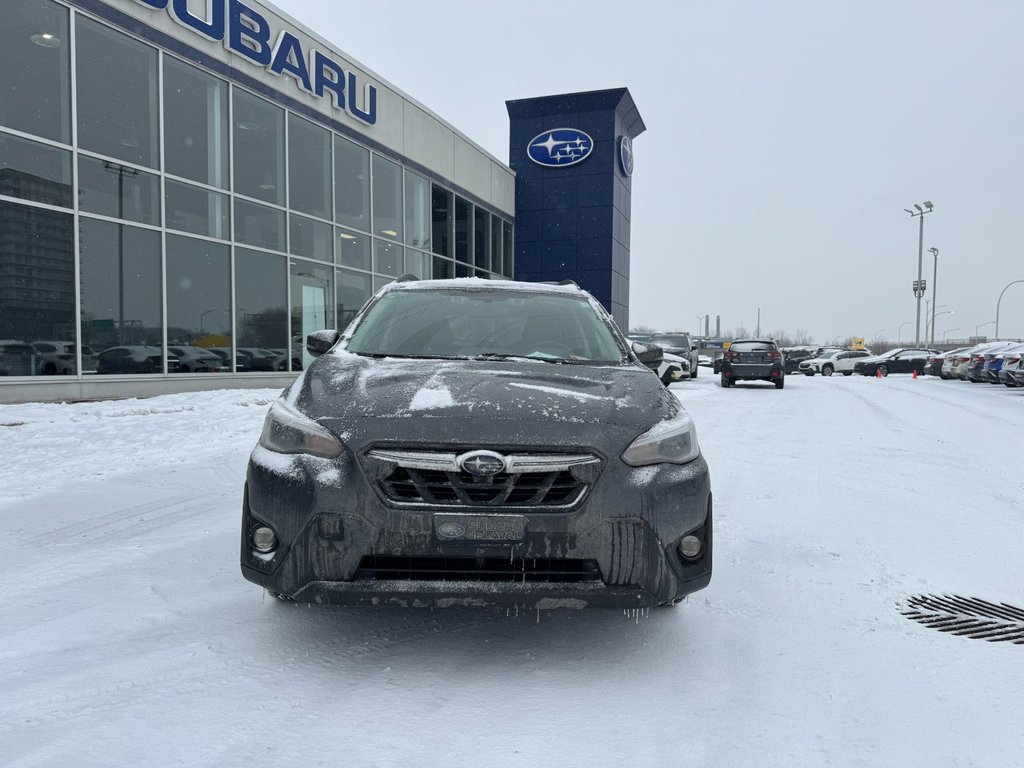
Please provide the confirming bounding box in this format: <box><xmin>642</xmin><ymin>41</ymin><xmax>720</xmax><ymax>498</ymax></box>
<box><xmin>252</xmin><ymin>526</ymin><xmax>277</xmax><ymax>553</ymax></box>
<box><xmin>678</xmin><ymin>535</ymin><xmax>703</xmax><ymax>559</ymax></box>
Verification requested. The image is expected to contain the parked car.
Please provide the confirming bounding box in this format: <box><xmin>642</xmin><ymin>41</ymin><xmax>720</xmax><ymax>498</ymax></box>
<box><xmin>948</xmin><ymin>341</ymin><xmax>1010</xmax><ymax>380</ymax></box>
<box><xmin>96</xmin><ymin>345</ymin><xmax>179</xmax><ymax>374</ymax></box>
<box><xmin>966</xmin><ymin>341</ymin><xmax>1018</xmax><ymax>383</ymax></box>
<box><xmin>167</xmin><ymin>346</ymin><xmax>225</xmax><ymax>373</ymax></box>
<box><xmin>650</xmin><ymin>333</ymin><xmax>700</xmax><ymax>378</ymax></box>
<box><xmin>241</xmin><ymin>277</ymin><xmax>712</xmax><ymax>609</ymax></box>
<box><xmin>986</xmin><ymin>343</ymin><xmax>1024</xmax><ymax>385</ymax></box>
<box><xmin>782</xmin><ymin>346</ymin><xmax>822</xmax><ymax>374</ymax></box>
<box><xmin>236</xmin><ymin>347</ymin><xmax>279</xmax><ymax>372</ymax></box>
<box><xmin>799</xmin><ymin>349</ymin><xmax>874</xmax><ymax>376</ymax></box>
<box><xmin>698</xmin><ymin>355</ymin><xmax>714</xmax><ymax>368</ymax></box>
<box><xmin>1001</xmin><ymin>348</ymin><xmax>1024</xmax><ymax>387</ymax></box>
<box><xmin>854</xmin><ymin>348</ymin><xmax>934</xmax><ymax>376</ymax></box>
<box><xmin>29</xmin><ymin>340</ymin><xmax>98</xmax><ymax>375</ymax></box>
<box><xmin>0</xmin><ymin>340</ymin><xmax>35</xmax><ymax>376</ymax></box>
<box><xmin>629</xmin><ymin>337</ymin><xmax>688</xmax><ymax>385</ymax></box>
<box><xmin>720</xmin><ymin>339</ymin><xmax>785</xmax><ymax>388</ymax></box>
<box><xmin>926</xmin><ymin>348</ymin><xmax>968</xmax><ymax>378</ymax></box>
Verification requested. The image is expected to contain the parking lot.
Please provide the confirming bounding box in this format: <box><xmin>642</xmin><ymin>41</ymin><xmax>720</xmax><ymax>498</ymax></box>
<box><xmin>2</xmin><ymin>374</ymin><xmax>1022</xmax><ymax>767</ymax></box>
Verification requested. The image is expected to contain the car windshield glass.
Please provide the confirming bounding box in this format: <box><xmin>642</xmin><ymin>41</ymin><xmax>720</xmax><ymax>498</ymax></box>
<box><xmin>345</xmin><ymin>288</ymin><xmax>626</xmax><ymax>363</ymax></box>
<box><xmin>651</xmin><ymin>335</ymin><xmax>689</xmax><ymax>348</ymax></box>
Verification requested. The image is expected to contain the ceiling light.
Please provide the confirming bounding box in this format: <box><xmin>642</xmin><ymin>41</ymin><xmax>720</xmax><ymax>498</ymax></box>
<box><xmin>380</xmin><ymin>229</ymin><xmax>398</xmax><ymax>237</ymax></box>
<box><xmin>30</xmin><ymin>32</ymin><xmax>61</xmax><ymax>48</ymax></box>
<box><xmin>338</xmin><ymin>233</ymin><xmax>357</xmax><ymax>240</ymax></box>
<box><xmin>235</xmin><ymin>121</ymin><xmax>261</xmax><ymax>131</ymax></box>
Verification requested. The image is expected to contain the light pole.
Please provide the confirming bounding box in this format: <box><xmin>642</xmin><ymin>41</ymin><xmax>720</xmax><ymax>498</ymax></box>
<box><xmin>897</xmin><ymin>320</ymin><xmax>912</xmax><ymax>345</ymax></box>
<box><xmin>694</xmin><ymin>314</ymin><xmax>703</xmax><ymax>338</ymax></box>
<box><xmin>927</xmin><ymin>247</ymin><xmax>939</xmax><ymax>345</ymax></box>
<box><xmin>874</xmin><ymin>328</ymin><xmax>886</xmax><ymax>343</ymax></box>
<box><xmin>103</xmin><ymin>161</ymin><xmax>139</xmax><ymax>342</ymax></box>
<box><xmin>942</xmin><ymin>328</ymin><xmax>959</xmax><ymax>341</ymax></box>
<box><xmin>994</xmin><ymin>279</ymin><xmax>1024</xmax><ymax>339</ymax></box>
<box><xmin>926</xmin><ymin>309</ymin><xmax>953</xmax><ymax>341</ymax></box>
<box><xmin>975</xmin><ymin>320</ymin><xmax>995</xmax><ymax>339</ymax></box>
<box><xmin>904</xmin><ymin>201</ymin><xmax>934</xmax><ymax>344</ymax></box>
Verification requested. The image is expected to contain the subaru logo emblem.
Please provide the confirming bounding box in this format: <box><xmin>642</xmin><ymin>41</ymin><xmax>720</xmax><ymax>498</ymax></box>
<box><xmin>619</xmin><ymin>135</ymin><xmax>634</xmax><ymax>176</ymax></box>
<box><xmin>437</xmin><ymin>522</ymin><xmax>467</xmax><ymax>539</ymax></box>
<box><xmin>527</xmin><ymin>128</ymin><xmax>594</xmax><ymax>168</ymax></box>
<box><xmin>457</xmin><ymin>450</ymin><xmax>506</xmax><ymax>476</ymax></box>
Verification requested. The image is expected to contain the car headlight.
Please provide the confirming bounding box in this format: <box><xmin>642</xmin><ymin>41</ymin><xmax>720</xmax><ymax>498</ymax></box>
<box><xmin>259</xmin><ymin>400</ymin><xmax>343</xmax><ymax>458</ymax></box>
<box><xmin>621</xmin><ymin>409</ymin><xmax>701</xmax><ymax>466</ymax></box>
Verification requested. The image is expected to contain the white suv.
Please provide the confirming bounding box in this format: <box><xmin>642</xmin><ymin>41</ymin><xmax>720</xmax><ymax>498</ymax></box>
<box><xmin>799</xmin><ymin>349</ymin><xmax>874</xmax><ymax>376</ymax></box>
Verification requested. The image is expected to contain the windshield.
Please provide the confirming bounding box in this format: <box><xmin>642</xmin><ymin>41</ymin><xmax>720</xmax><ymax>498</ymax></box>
<box><xmin>651</xmin><ymin>335</ymin><xmax>690</xmax><ymax>349</ymax></box>
<box><xmin>345</xmin><ymin>288</ymin><xmax>626</xmax><ymax>363</ymax></box>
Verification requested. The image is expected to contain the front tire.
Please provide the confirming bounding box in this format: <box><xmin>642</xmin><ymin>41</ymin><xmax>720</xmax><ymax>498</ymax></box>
<box><xmin>720</xmin><ymin>374</ymin><xmax>731</xmax><ymax>388</ymax></box>
<box><xmin>775</xmin><ymin>377</ymin><xmax>785</xmax><ymax>389</ymax></box>
<box><xmin>804</xmin><ymin>371</ymin><xmax>815</xmax><ymax>377</ymax></box>
<box><xmin>842</xmin><ymin>371</ymin><xmax>852</xmax><ymax>376</ymax></box>
<box><xmin>877</xmin><ymin>365</ymin><xmax>889</xmax><ymax>377</ymax></box>
<box><xmin>821</xmin><ymin>364</ymin><xmax>834</xmax><ymax>376</ymax></box>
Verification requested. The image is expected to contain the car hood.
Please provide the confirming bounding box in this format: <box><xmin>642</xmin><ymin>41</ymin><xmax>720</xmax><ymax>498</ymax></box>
<box><xmin>285</xmin><ymin>352</ymin><xmax>679</xmax><ymax>453</ymax></box>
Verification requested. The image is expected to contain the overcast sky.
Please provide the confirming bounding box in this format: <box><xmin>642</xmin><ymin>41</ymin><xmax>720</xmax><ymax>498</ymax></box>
<box><xmin>273</xmin><ymin>0</ymin><xmax>1024</xmax><ymax>343</ymax></box>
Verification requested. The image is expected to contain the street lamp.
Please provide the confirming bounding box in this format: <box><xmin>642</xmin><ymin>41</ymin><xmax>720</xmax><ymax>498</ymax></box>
<box><xmin>926</xmin><ymin>309</ymin><xmax>953</xmax><ymax>340</ymax></box>
<box><xmin>903</xmin><ymin>201</ymin><xmax>934</xmax><ymax>344</ymax></box>
<box><xmin>927</xmin><ymin>247</ymin><xmax>939</xmax><ymax>345</ymax></box>
<box><xmin>942</xmin><ymin>328</ymin><xmax>959</xmax><ymax>341</ymax></box>
<box><xmin>975</xmin><ymin>320</ymin><xmax>995</xmax><ymax>339</ymax></box>
<box><xmin>694</xmin><ymin>314</ymin><xmax>703</xmax><ymax>337</ymax></box>
<box><xmin>897</xmin><ymin>320</ymin><xmax>913</xmax><ymax>345</ymax></box>
<box><xmin>994</xmin><ymin>279</ymin><xmax>1024</xmax><ymax>339</ymax></box>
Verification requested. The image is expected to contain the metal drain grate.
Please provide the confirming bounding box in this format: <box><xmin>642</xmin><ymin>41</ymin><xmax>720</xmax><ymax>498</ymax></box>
<box><xmin>901</xmin><ymin>594</ymin><xmax>1024</xmax><ymax>644</ymax></box>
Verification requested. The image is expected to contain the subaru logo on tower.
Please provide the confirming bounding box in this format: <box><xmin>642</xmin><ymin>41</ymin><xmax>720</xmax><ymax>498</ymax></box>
<box><xmin>619</xmin><ymin>135</ymin><xmax>634</xmax><ymax>176</ymax></box>
<box><xmin>458</xmin><ymin>450</ymin><xmax>506</xmax><ymax>476</ymax></box>
<box><xmin>527</xmin><ymin>128</ymin><xmax>594</xmax><ymax>168</ymax></box>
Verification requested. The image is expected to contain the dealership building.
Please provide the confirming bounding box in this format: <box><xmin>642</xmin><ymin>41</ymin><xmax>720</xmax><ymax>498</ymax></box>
<box><xmin>0</xmin><ymin>0</ymin><xmax>642</xmax><ymax>403</ymax></box>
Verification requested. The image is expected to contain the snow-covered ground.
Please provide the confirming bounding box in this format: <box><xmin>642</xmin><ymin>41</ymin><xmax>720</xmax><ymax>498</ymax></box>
<box><xmin>2</xmin><ymin>375</ymin><xmax>1022</xmax><ymax>767</ymax></box>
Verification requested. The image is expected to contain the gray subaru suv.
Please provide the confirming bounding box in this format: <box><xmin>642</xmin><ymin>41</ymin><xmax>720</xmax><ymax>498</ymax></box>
<box><xmin>240</xmin><ymin>278</ymin><xmax>712</xmax><ymax>609</ymax></box>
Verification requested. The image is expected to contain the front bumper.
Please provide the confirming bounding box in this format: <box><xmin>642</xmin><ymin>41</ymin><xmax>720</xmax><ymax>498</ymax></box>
<box><xmin>240</xmin><ymin>446</ymin><xmax>713</xmax><ymax>609</ymax></box>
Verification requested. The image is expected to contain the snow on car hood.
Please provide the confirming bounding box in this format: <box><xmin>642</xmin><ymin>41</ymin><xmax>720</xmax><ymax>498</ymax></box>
<box><xmin>286</xmin><ymin>352</ymin><xmax>679</xmax><ymax>452</ymax></box>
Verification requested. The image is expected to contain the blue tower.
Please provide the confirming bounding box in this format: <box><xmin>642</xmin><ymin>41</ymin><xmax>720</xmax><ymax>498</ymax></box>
<box><xmin>506</xmin><ymin>88</ymin><xmax>645</xmax><ymax>330</ymax></box>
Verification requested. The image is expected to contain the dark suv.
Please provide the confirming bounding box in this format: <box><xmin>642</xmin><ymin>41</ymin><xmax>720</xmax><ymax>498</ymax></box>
<box><xmin>241</xmin><ymin>278</ymin><xmax>713</xmax><ymax>609</ymax></box>
<box><xmin>720</xmin><ymin>339</ymin><xmax>785</xmax><ymax>388</ymax></box>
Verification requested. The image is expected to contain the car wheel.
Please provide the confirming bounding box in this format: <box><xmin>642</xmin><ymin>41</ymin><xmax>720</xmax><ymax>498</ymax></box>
<box><xmin>803</xmin><ymin>371</ymin><xmax>814</xmax><ymax>376</ymax></box>
<box><xmin>691</xmin><ymin>367</ymin><xmax>697</xmax><ymax>379</ymax></box>
<box><xmin>720</xmin><ymin>375</ymin><xmax>731</xmax><ymax>388</ymax></box>
<box><xmin>821</xmin><ymin>364</ymin><xmax>834</xmax><ymax>376</ymax></box>
<box><xmin>877</xmin><ymin>365</ymin><xmax>889</xmax><ymax>376</ymax></box>
<box><xmin>43</xmin><ymin>362</ymin><xmax>57</xmax><ymax>375</ymax></box>
<box><xmin>179</xmin><ymin>364</ymin><xmax>191</xmax><ymax>373</ymax></box>
<box><xmin>775</xmin><ymin>377</ymin><xmax>785</xmax><ymax>389</ymax></box>
<box><xmin>842</xmin><ymin>371</ymin><xmax>852</xmax><ymax>376</ymax></box>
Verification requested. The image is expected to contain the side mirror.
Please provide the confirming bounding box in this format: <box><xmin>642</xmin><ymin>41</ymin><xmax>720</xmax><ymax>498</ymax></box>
<box><xmin>632</xmin><ymin>342</ymin><xmax>664</xmax><ymax>371</ymax></box>
<box><xmin>306</xmin><ymin>330</ymin><xmax>340</xmax><ymax>358</ymax></box>
<box><xmin>691</xmin><ymin>344</ymin><xmax>698</xmax><ymax>352</ymax></box>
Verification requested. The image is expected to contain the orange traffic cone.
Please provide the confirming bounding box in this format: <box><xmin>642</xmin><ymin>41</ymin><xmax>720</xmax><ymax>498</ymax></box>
<box><xmin>876</xmin><ymin>369</ymin><xmax>882</xmax><ymax>379</ymax></box>
<box><xmin>913</xmin><ymin>370</ymin><xmax>918</xmax><ymax>380</ymax></box>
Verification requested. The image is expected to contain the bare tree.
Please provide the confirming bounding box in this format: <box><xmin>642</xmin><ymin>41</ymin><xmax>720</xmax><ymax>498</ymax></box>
<box><xmin>629</xmin><ymin>324</ymin><xmax>656</xmax><ymax>335</ymax></box>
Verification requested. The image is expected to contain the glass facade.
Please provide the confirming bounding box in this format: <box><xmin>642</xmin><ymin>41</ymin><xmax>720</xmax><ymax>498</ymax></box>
<box><xmin>0</xmin><ymin>0</ymin><xmax>513</xmax><ymax>383</ymax></box>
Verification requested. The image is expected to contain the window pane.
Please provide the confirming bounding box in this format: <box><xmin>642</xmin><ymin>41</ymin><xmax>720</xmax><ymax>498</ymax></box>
<box><xmin>290</xmin><ymin>214</ymin><xmax>332</xmax><ymax>262</ymax></box>
<box><xmin>166</xmin><ymin>179</ymin><xmax>229</xmax><ymax>239</ymax></box>
<box><xmin>235</xmin><ymin>198</ymin><xmax>284</xmax><ymax>251</ymax></box>
<box><xmin>404</xmin><ymin>171</ymin><xmax>430</xmax><ymax>250</ymax></box>
<box><xmin>455</xmin><ymin>262</ymin><xmax>472</xmax><ymax>278</ymax></box>
<box><xmin>164</xmin><ymin>57</ymin><xmax>228</xmax><ymax>188</ymax></box>
<box><xmin>0</xmin><ymin>0</ymin><xmax>70</xmax><ymax>143</ymax></box>
<box><xmin>236</xmin><ymin>248</ymin><xmax>288</xmax><ymax>363</ymax></box>
<box><xmin>337</xmin><ymin>228</ymin><xmax>370</xmax><ymax>270</ymax></box>
<box><xmin>334</xmin><ymin>136</ymin><xmax>369</xmax><ymax>231</ymax></box>
<box><xmin>79</xmin><ymin>218</ymin><xmax>162</xmax><ymax>374</ymax></box>
<box><xmin>404</xmin><ymin>249</ymin><xmax>429</xmax><ymax>280</ymax></box>
<box><xmin>473</xmin><ymin>208</ymin><xmax>489</xmax><ymax>270</ymax></box>
<box><xmin>491</xmin><ymin>217</ymin><xmax>503</xmax><ymax>275</ymax></box>
<box><xmin>431</xmin><ymin>186</ymin><xmax>451</xmax><ymax>256</ymax></box>
<box><xmin>233</xmin><ymin>90</ymin><xmax>283</xmax><ymax>204</ymax></box>
<box><xmin>337</xmin><ymin>268</ymin><xmax>371</xmax><ymax>330</ymax></box>
<box><xmin>0</xmin><ymin>201</ymin><xmax>74</xmax><ymax>375</ymax></box>
<box><xmin>290</xmin><ymin>260</ymin><xmax>333</xmax><ymax>370</ymax></box>
<box><xmin>166</xmin><ymin>234</ymin><xmax>231</xmax><ymax>350</ymax></box>
<box><xmin>371</xmin><ymin>154</ymin><xmax>402</xmax><ymax>241</ymax></box>
<box><xmin>454</xmin><ymin>196</ymin><xmax>471</xmax><ymax>263</ymax></box>
<box><xmin>373</xmin><ymin>238</ymin><xmax>402</xmax><ymax>277</ymax></box>
<box><xmin>502</xmin><ymin>220</ymin><xmax>514</xmax><ymax>276</ymax></box>
<box><xmin>0</xmin><ymin>131</ymin><xmax>72</xmax><ymax>208</ymax></box>
<box><xmin>78</xmin><ymin>156</ymin><xmax>160</xmax><ymax>225</ymax></box>
<box><xmin>288</xmin><ymin>114</ymin><xmax>331</xmax><ymax>219</ymax></box>
<box><xmin>373</xmin><ymin>275</ymin><xmax>394</xmax><ymax>293</ymax></box>
<box><xmin>432</xmin><ymin>256</ymin><xmax>453</xmax><ymax>280</ymax></box>
<box><xmin>76</xmin><ymin>17</ymin><xmax>158</xmax><ymax>168</ymax></box>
